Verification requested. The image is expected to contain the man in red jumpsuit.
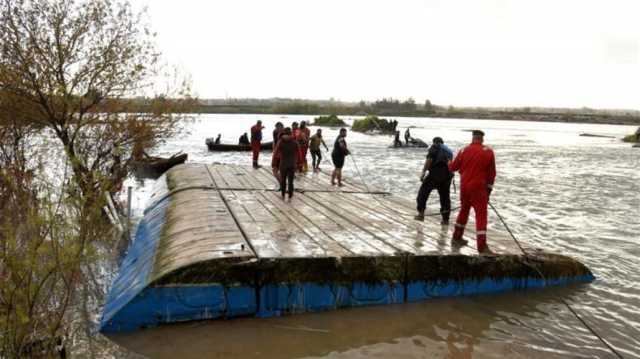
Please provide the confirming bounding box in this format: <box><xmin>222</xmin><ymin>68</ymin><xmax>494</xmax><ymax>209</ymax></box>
<box><xmin>448</xmin><ymin>130</ymin><xmax>496</xmax><ymax>254</ymax></box>
<box><xmin>250</xmin><ymin>120</ymin><xmax>265</xmax><ymax>168</ymax></box>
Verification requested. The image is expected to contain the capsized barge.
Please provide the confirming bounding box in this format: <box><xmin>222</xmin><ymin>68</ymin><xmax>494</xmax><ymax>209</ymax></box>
<box><xmin>100</xmin><ymin>164</ymin><xmax>594</xmax><ymax>332</ymax></box>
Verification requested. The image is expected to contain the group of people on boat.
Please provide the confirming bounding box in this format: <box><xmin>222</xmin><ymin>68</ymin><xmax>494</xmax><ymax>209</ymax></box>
<box><xmin>393</xmin><ymin>128</ymin><xmax>427</xmax><ymax>147</ymax></box>
<box><xmin>248</xmin><ymin>120</ymin><xmax>350</xmax><ymax>200</ymax></box>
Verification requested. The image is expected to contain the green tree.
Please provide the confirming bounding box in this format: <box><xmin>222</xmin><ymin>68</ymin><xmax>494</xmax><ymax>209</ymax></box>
<box><xmin>424</xmin><ymin>99</ymin><xmax>433</xmax><ymax>113</ymax></box>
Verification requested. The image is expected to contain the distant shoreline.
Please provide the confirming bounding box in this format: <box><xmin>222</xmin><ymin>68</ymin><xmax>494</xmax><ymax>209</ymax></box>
<box><xmin>195</xmin><ymin>105</ymin><xmax>640</xmax><ymax>126</ymax></box>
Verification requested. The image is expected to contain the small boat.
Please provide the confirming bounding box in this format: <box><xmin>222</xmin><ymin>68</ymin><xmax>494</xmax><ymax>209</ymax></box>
<box><xmin>579</xmin><ymin>133</ymin><xmax>616</xmax><ymax>138</ymax></box>
<box><xmin>633</xmin><ymin>144</ymin><xmax>640</xmax><ymax>148</ymax></box>
<box><xmin>132</xmin><ymin>153</ymin><xmax>188</xmax><ymax>179</ymax></box>
<box><xmin>390</xmin><ymin>138</ymin><xmax>429</xmax><ymax>148</ymax></box>
<box><xmin>205</xmin><ymin>138</ymin><xmax>273</xmax><ymax>152</ymax></box>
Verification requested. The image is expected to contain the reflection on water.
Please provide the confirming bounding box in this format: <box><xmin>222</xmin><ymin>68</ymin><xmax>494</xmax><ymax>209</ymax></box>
<box><xmin>111</xmin><ymin>115</ymin><xmax>640</xmax><ymax>358</ymax></box>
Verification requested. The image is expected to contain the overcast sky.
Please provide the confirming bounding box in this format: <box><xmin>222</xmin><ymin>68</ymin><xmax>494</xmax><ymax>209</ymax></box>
<box><xmin>132</xmin><ymin>0</ymin><xmax>640</xmax><ymax>109</ymax></box>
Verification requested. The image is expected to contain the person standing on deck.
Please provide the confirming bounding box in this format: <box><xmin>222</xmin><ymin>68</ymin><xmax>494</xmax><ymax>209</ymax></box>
<box><xmin>214</xmin><ymin>134</ymin><xmax>221</xmax><ymax>144</ymax></box>
<box><xmin>250</xmin><ymin>120</ymin><xmax>265</xmax><ymax>168</ymax></box>
<box><xmin>275</xmin><ymin>127</ymin><xmax>299</xmax><ymax>200</ymax></box>
<box><xmin>271</xmin><ymin>123</ymin><xmax>285</xmax><ymax>184</ymax></box>
<box><xmin>272</xmin><ymin>122</ymin><xmax>284</xmax><ymax>144</ymax></box>
<box><xmin>298</xmin><ymin>121</ymin><xmax>311</xmax><ymax>172</ymax></box>
<box><xmin>309</xmin><ymin>129</ymin><xmax>329</xmax><ymax>171</ymax></box>
<box><xmin>331</xmin><ymin>128</ymin><xmax>350</xmax><ymax>186</ymax></box>
<box><xmin>448</xmin><ymin>130</ymin><xmax>496</xmax><ymax>255</ymax></box>
<box><xmin>414</xmin><ymin>137</ymin><xmax>454</xmax><ymax>225</ymax></box>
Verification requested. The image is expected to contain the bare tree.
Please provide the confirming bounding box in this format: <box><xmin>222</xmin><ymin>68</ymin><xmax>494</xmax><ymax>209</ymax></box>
<box><xmin>0</xmin><ymin>0</ymin><xmax>194</xmax><ymax>200</ymax></box>
<box><xmin>0</xmin><ymin>0</ymin><xmax>194</xmax><ymax>357</ymax></box>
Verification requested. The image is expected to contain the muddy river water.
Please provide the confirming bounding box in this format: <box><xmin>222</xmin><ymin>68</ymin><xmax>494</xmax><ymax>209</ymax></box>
<box><xmin>108</xmin><ymin>114</ymin><xmax>640</xmax><ymax>359</ymax></box>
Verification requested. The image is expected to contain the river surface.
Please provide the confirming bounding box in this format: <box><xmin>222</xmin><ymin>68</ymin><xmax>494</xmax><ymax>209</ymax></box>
<box><xmin>108</xmin><ymin>114</ymin><xmax>640</xmax><ymax>359</ymax></box>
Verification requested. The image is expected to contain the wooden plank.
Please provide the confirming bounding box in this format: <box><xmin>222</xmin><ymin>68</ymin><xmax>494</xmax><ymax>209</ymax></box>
<box><xmin>294</xmin><ymin>194</ymin><xmax>400</xmax><ymax>256</ymax></box>
<box><xmin>312</xmin><ymin>192</ymin><xmax>442</xmax><ymax>254</ymax></box>
<box><xmin>371</xmin><ymin>194</ymin><xmax>522</xmax><ymax>255</ymax></box>
<box><xmin>256</xmin><ymin>191</ymin><xmax>355</xmax><ymax>257</ymax></box>
<box><xmin>150</xmin><ymin>186</ymin><xmax>254</xmax><ymax>282</ymax></box>
<box><xmin>222</xmin><ymin>189</ymin><xmax>329</xmax><ymax>258</ymax></box>
<box><xmin>303</xmin><ymin>193</ymin><xmax>421</xmax><ymax>254</ymax></box>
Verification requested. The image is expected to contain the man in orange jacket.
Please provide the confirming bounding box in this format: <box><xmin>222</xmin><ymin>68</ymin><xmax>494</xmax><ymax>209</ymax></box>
<box><xmin>448</xmin><ymin>130</ymin><xmax>496</xmax><ymax>254</ymax></box>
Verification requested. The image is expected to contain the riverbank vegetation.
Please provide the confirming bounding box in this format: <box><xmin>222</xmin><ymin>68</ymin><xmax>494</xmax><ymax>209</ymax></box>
<box><xmin>0</xmin><ymin>0</ymin><xmax>192</xmax><ymax>357</ymax></box>
<box><xmin>352</xmin><ymin>116</ymin><xmax>396</xmax><ymax>134</ymax></box>
<box><xmin>312</xmin><ymin>114</ymin><xmax>347</xmax><ymax>127</ymax></box>
<box><xmin>196</xmin><ymin>98</ymin><xmax>640</xmax><ymax>126</ymax></box>
<box><xmin>622</xmin><ymin>130</ymin><xmax>640</xmax><ymax>143</ymax></box>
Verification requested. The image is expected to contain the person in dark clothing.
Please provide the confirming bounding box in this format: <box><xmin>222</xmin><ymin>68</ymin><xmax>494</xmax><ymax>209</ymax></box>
<box><xmin>331</xmin><ymin>128</ymin><xmax>350</xmax><ymax>186</ymax></box>
<box><xmin>404</xmin><ymin>128</ymin><xmax>411</xmax><ymax>144</ymax></box>
<box><xmin>275</xmin><ymin>127</ymin><xmax>299</xmax><ymax>200</ymax></box>
<box><xmin>393</xmin><ymin>131</ymin><xmax>402</xmax><ymax>147</ymax></box>
<box><xmin>214</xmin><ymin>134</ymin><xmax>221</xmax><ymax>144</ymax></box>
<box><xmin>250</xmin><ymin>120</ymin><xmax>265</xmax><ymax>168</ymax></box>
<box><xmin>309</xmin><ymin>129</ymin><xmax>329</xmax><ymax>171</ymax></box>
<box><xmin>273</xmin><ymin>122</ymin><xmax>284</xmax><ymax>144</ymax></box>
<box><xmin>271</xmin><ymin>122</ymin><xmax>285</xmax><ymax>183</ymax></box>
<box><xmin>414</xmin><ymin>136</ymin><xmax>454</xmax><ymax>224</ymax></box>
<box><xmin>239</xmin><ymin>133</ymin><xmax>250</xmax><ymax>145</ymax></box>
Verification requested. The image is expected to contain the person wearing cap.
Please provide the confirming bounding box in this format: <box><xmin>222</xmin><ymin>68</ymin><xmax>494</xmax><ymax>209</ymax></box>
<box><xmin>250</xmin><ymin>120</ymin><xmax>265</xmax><ymax>168</ymax></box>
<box><xmin>448</xmin><ymin>130</ymin><xmax>496</xmax><ymax>254</ymax></box>
<box><xmin>414</xmin><ymin>137</ymin><xmax>454</xmax><ymax>224</ymax></box>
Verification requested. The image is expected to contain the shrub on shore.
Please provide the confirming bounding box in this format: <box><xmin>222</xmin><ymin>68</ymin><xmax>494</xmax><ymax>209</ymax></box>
<box><xmin>312</xmin><ymin>114</ymin><xmax>347</xmax><ymax>127</ymax></box>
<box><xmin>352</xmin><ymin>116</ymin><xmax>396</xmax><ymax>134</ymax></box>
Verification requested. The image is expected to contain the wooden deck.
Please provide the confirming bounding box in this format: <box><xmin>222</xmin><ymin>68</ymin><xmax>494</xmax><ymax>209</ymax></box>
<box><xmin>152</xmin><ymin>163</ymin><xmax>522</xmax><ymax>270</ymax></box>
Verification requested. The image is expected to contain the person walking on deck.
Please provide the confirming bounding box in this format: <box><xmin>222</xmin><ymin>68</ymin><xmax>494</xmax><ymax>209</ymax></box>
<box><xmin>275</xmin><ymin>127</ymin><xmax>299</xmax><ymax>200</ymax></box>
<box><xmin>449</xmin><ymin>130</ymin><xmax>496</xmax><ymax>254</ymax></box>
<box><xmin>271</xmin><ymin>122</ymin><xmax>285</xmax><ymax>183</ymax></box>
<box><xmin>415</xmin><ymin>137</ymin><xmax>454</xmax><ymax>225</ymax></box>
<box><xmin>298</xmin><ymin>121</ymin><xmax>311</xmax><ymax>172</ymax></box>
<box><xmin>309</xmin><ymin>129</ymin><xmax>329</xmax><ymax>171</ymax></box>
<box><xmin>250</xmin><ymin>120</ymin><xmax>265</xmax><ymax>168</ymax></box>
<box><xmin>331</xmin><ymin>128</ymin><xmax>350</xmax><ymax>186</ymax></box>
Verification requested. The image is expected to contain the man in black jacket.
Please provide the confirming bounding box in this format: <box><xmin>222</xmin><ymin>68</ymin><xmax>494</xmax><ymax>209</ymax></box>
<box><xmin>414</xmin><ymin>137</ymin><xmax>454</xmax><ymax>225</ymax></box>
<box><xmin>274</xmin><ymin>127</ymin><xmax>299</xmax><ymax>200</ymax></box>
